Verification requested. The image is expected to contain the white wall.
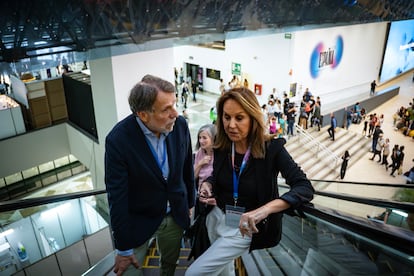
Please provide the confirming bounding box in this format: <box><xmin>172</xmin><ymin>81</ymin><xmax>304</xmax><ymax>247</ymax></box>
<box><xmin>173</xmin><ymin>22</ymin><xmax>388</xmax><ymax>106</ymax></box>
<box><xmin>111</xmin><ymin>47</ymin><xmax>176</xmax><ymax>121</ymax></box>
<box><xmin>174</xmin><ymin>45</ymin><xmax>228</xmax><ymax>94</ymax></box>
<box><xmin>225</xmin><ymin>33</ymin><xmax>293</xmax><ymax>104</ymax></box>
<box><xmin>0</xmin><ymin>124</ymin><xmax>70</xmax><ymax>177</ymax></box>
<box><xmin>88</xmin><ymin>57</ymin><xmax>117</xmax><ymax>189</ymax></box>
<box><xmin>291</xmin><ymin>22</ymin><xmax>388</xmax><ymax>95</ymax></box>
<box><xmin>173</xmin><ymin>33</ymin><xmax>293</xmax><ymax>104</ymax></box>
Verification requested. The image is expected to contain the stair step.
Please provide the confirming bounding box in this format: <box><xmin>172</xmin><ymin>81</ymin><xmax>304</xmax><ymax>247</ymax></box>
<box><xmin>285</xmin><ymin>126</ymin><xmax>371</xmax><ymax>181</ymax></box>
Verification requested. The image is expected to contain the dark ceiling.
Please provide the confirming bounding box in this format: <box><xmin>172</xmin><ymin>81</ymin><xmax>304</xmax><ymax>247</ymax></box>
<box><xmin>0</xmin><ymin>0</ymin><xmax>413</xmax><ymax>71</ymax></box>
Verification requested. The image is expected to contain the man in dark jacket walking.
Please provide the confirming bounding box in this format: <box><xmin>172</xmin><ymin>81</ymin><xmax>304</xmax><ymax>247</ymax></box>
<box><xmin>327</xmin><ymin>112</ymin><xmax>337</xmax><ymax>141</ymax></box>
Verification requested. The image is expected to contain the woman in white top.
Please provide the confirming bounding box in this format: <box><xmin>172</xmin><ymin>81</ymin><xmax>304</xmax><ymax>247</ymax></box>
<box><xmin>267</xmin><ymin>99</ymin><xmax>276</xmax><ymax>119</ymax></box>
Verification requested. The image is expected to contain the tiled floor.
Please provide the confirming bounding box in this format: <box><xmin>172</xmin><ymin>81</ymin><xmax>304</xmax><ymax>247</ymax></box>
<box><xmin>345</xmin><ymin>75</ymin><xmax>413</xmax><ymax>186</ymax></box>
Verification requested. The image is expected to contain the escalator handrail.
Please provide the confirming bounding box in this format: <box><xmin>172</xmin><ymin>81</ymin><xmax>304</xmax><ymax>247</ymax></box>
<box><xmin>0</xmin><ymin>189</ymin><xmax>106</xmax><ymax>212</ymax></box>
<box><xmin>301</xmin><ymin>204</ymin><xmax>414</xmax><ymax>255</ymax></box>
<box><xmin>309</xmin><ymin>178</ymin><xmax>414</xmax><ymax>189</ymax></box>
<box><xmin>280</xmin><ymin>184</ymin><xmax>414</xmax><ymax>212</ymax></box>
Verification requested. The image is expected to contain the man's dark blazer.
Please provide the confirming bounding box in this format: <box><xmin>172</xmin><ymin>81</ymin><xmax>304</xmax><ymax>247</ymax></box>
<box><xmin>105</xmin><ymin>114</ymin><xmax>195</xmax><ymax>251</ymax></box>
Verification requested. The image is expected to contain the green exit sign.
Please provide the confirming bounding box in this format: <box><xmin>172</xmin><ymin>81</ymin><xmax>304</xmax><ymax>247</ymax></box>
<box><xmin>285</xmin><ymin>33</ymin><xmax>292</xmax><ymax>39</ymax></box>
<box><xmin>232</xmin><ymin>62</ymin><xmax>241</xmax><ymax>75</ymax></box>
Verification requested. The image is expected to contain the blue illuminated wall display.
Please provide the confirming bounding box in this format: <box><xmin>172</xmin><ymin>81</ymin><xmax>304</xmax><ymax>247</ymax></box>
<box><xmin>310</xmin><ymin>36</ymin><xmax>344</xmax><ymax>78</ymax></box>
<box><xmin>379</xmin><ymin>19</ymin><xmax>414</xmax><ymax>83</ymax></box>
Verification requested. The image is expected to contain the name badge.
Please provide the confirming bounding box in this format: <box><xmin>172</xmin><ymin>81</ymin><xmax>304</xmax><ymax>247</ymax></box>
<box><xmin>225</xmin><ymin>205</ymin><xmax>245</xmax><ymax>228</ymax></box>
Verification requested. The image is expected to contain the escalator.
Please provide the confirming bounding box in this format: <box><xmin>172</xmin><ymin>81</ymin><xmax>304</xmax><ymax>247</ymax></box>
<box><xmin>0</xmin><ymin>179</ymin><xmax>413</xmax><ymax>275</ymax></box>
<box><xmin>242</xmin><ymin>180</ymin><xmax>414</xmax><ymax>275</ymax></box>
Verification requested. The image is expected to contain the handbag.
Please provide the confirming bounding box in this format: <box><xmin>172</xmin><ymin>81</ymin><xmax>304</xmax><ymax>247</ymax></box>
<box><xmin>184</xmin><ymin>202</ymin><xmax>213</xmax><ymax>260</ymax></box>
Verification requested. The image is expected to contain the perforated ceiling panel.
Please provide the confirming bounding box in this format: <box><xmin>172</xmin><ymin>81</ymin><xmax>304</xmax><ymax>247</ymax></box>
<box><xmin>0</xmin><ymin>0</ymin><xmax>413</xmax><ymax>68</ymax></box>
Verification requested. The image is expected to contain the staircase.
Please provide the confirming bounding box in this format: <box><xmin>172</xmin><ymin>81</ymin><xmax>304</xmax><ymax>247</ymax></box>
<box><xmin>285</xmin><ymin>124</ymin><xmax>371</xmax><ymax>186</ymax></box>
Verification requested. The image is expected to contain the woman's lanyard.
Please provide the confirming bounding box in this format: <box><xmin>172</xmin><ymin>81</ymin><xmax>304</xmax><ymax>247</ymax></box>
<box><xmin>231</xmin><ymin>142</ymin><xmax>251</xmax><ymax>206</ymax></box>
<box><xmin>145</xmin><ymin>137</ymin><xmax>168</xmax><ymax>180</ymax></box>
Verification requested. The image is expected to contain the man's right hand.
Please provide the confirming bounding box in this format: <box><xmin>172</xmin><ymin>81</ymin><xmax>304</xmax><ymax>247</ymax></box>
<box><xmin>114</xmin><ymin>254</ymin><xmax>140</xmax><ymax>276</ymax></box>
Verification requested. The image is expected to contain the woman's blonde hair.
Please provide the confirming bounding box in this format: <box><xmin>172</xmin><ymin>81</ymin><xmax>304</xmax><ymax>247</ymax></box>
<box><xmin>215</xmin><ymin>87</ymin><xmax>273</xmax><ymax>158</ymax></box>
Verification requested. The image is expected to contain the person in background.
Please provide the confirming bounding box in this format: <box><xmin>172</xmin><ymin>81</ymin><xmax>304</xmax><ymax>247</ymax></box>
<box><xmin>287</xmin><ymin>103</ymin><xmax>296</xmax><ymax>137</ymax></box>
<box><xmin>105</xmin><ymin>75</ymin><xmax>195</xmax><ymax>276</ymax></box>
<box><xmin>191</xmin><ymin>79</ymin><xmax>197</xmax><ymax>102</ymax></box>
<box><xmin>370</xmin><ymin>133</ymin><xmax>384</xmax><ymax>162</ymax></box>
<box><xmin>267</xmin><ymin>99</ymin><xmax>276</xmax><ymax>120</ymax></box>
<box><xmin>303</xmin><ymin>87</ymin><xmax>312</xmax><ymax>102</ymax></box>
<box><xmin>370</xmin><ymin>80</ymin><xmax>377</xmax><ymax>95</ymax></box>
<box><xmin>210</xmin><ymin>106</ymin><xmax>217</xmax><ymax>124</ymax></box>
<box><xmin>283</xmin><ymin>92</ymin><xmax>290</xmax><ymax>115</ymax></box>
<box><xmin>219</xmin><ymin>78</ymin><xmax>226</xmax><ymax>95</ymax></box>
<box><xmin>193</xmin><ymin>123</ymin><xmax>217</xmax><ymax>222</ymax></box>
<box><xmin>261</xmin><ymin>104</ymin><xmax>268</xmax><ymax>127</ymax></box>
<box><xmin>340</xmin><ymin>150</ymin><xmax>350</xmax><ymax>179</ymax></box>
<box><xmin>185</xmin><ymin>87</ymin><xmax>314</xmax><ymax>275</ymax></box>
<box><xmin>278</xmin><ymin>114</ymin><xmax>286</xmax><ymax>137</ymax></box>
<box><xmin>182</xmin><ymin>81</ymin><xmax>189</xmax><ymax>108</ymax></box>
<box><xmin>381</xmin><ymin>138</ymin><xmax>390</xmax><ymax>170</ymax></box>
<box><xmin>243</xmin><ymin>78</ymin><xmax>249</xmax><ymax>88</ymax></box>
<box><xmin>327</xmin><ymin>112</ymin><xmax>337</xmax><ymax>141</ymax></box>
<box><xmin>194</xmin><ymin>124</ymin><xmax>216</xmax><ymax>191</ymax></box>
<box><xmin>345</xmin><ymin>108</ymin><xmax>353</xmax><ymax>130</ymax></box>
<box><xmin>390</xmin><ymin>145</ymin><xmax>404</xmax><ymax>177</ymax></box>
<box><xmin>269</xmin><ymin>116</ymin><xmax>277</xmax><ymax>134</ymax></box>
<box><xmin>311</xmin><ymin>100</ymin><xmax>321</xmax><ymax>131</ymax></box>
<box><xmin>403</xmin><ymin>159</ymin><xmax>414</xmax><ymax>184</ymax></box>
<box><xmin>371</xmin><ymin>125</ymin><xmax>383</xmax><ymax>153</ymax></box>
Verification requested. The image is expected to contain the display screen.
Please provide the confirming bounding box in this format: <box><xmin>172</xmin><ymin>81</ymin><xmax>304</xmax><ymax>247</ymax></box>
<box><xmin>206</xmin><ymin>68</ymin><xmax>220</xmax><ymax>80</ymax></box>
<box><xmin>379</xmin><ymin>19</ymin><xmax>414</xmax><ymax>83</ymax></box>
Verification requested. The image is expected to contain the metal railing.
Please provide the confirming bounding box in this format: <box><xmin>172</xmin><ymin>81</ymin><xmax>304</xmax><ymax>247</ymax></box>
<box><xmin>294</xmin><ymin>124</ymin><xmax>340</xmax><ymax>175</ymax></box>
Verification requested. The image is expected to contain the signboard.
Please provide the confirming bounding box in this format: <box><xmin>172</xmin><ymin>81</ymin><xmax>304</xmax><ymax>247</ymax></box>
<box><xmin>206</xmin><ymin>68</ymin><xmax>221</xmax><ymax>80</ymax></box>
<box><xmin>231</xmin><ymin>62</ymin><xmax>241</xmax><ymax>76</ymax></box>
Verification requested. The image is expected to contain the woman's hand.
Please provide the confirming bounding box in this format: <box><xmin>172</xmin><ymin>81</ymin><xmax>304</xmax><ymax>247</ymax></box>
<box><xmin>239</xmin><ymin>206</ymin><xmax>270</xmax><ymax>237</ymax></box>
<box><xmin>198</xmin><ymin>182</ymin><xmax>216</xmax><ymax>205</ymax></box>
<box><xmin>200</xmin><ymin>155</ymin><xmax>211</xmax><ymax>166</ymax></box>
<box><xmin>239</xmin><ymin>199</ymin><xmax>290</xmax><ymax>237</ymax></box>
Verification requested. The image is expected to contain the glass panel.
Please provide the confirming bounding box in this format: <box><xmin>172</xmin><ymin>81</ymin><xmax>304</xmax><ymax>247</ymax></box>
<box><xmin>5</xmin><ymin>172</ymin><xmax>23</xmax><ymax>185</ymax></box>
<box><xmin>57</xmin><ymin>170</ymin><xmax>72</xmax><ymax>181</ymax></box>
<box><xmin>71</xmin><ymin>165</ymin><xmax>86</xmax><ymax>175</ymax></box>
<box><xmin>0</xmin><ymin>177</ymin><xmax>5</xmax><ymax>188</ymax></box>
<box><xmin>56</xmin><ymin>240</ymin><xmax>90</xmax><ymax>275</ymax></box>
<box><xmin>38</xmin><ymin>161</ymin><xmax>55</xmax><ymax>174</ymax></box>
<box><xmin>54</xmin><ymin>156</ymin><xmax>70</xmax><ymax>168</ymax></box>
<box><xmin>41</xmin><ymin>174</ymin><xmax>58</xmax><ymax>186</ymax></box>
<box><xmin>26</xmin><ymin>177</ymin><xmax>43</xmax><ymax>192</ymax></box>
<box><xmin>22</xmin><ymin>167</ymin><xmax>39</xmax><ymax>179</ymax></box>
<box><xmin>1</xmin><ymin>194</ymin><xmax>109</xmax><ymax>275</ymax></box>
<box><xmin>68</xmin><ymin>154</ymin><xmax>78</xmax><ymax>162</ymax></box>
<box><xmin>256</xmin><ymin>214</ymin><xmax>414</xmax><ymax>275</ymax></box>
